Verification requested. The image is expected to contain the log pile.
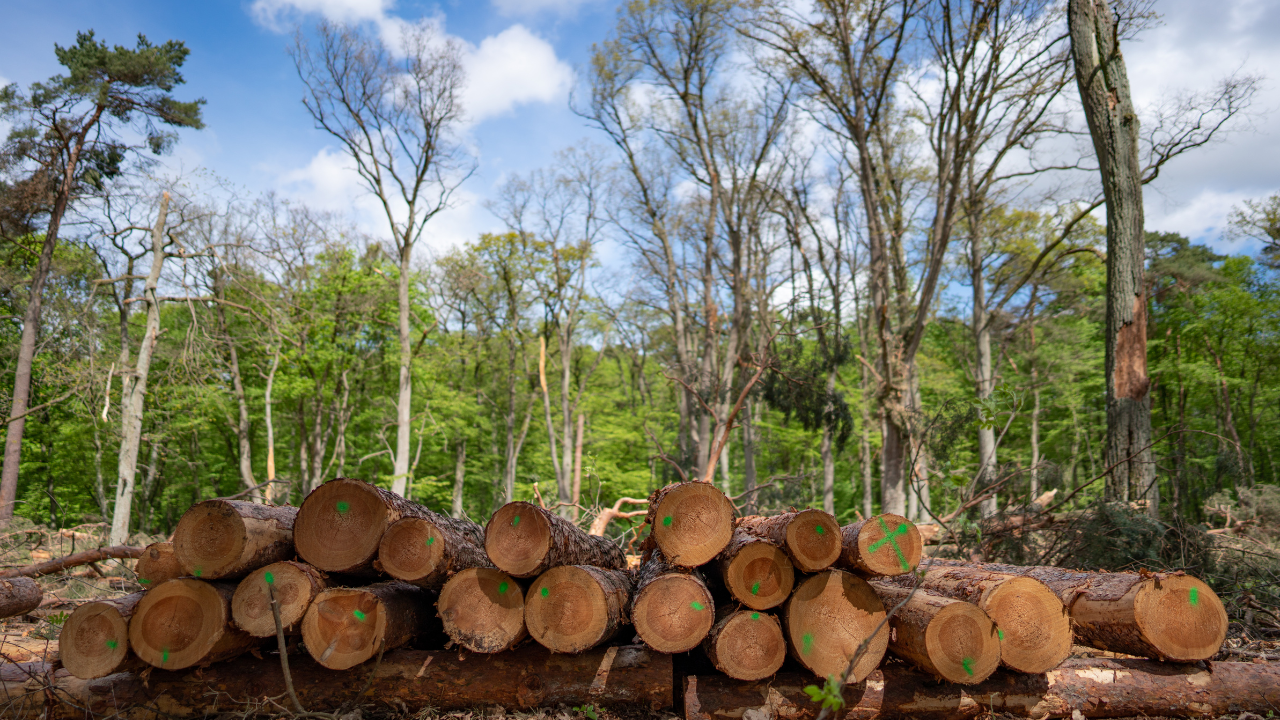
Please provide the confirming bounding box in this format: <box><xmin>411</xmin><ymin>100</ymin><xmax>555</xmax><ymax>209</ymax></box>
<box><xmin>33</xmin><ymin>475</ymin><xmax>1247</xmax><ymax>719</ymax></box>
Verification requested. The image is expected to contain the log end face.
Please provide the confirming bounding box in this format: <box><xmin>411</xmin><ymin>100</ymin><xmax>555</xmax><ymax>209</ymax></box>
<box><xmin>525</xmin><ymin>566</ymin><xmax>609</xmax><ymax>653</ymax></box>
<box><xmin>300</xmin><ymin>587</ymin><xmax>386</xmax><ymax>670</ymax></box>
<box><xmin>785</xmin><ymin>509</ymin><xmax>841</xmax><ymax>572</ymax></box>
<box><xmin>726</xmin><ymin>541</ymin><xmax>794</xmax><ymax>610</ymax></box>
<box><xmin>295</xmin><ymin>479</ymin><xmax>389</xmax><ymax>573</ymax></box>
<box><xmin>711</xmin><ymin>610</ymin><xmax>786</xmax><ymax>681</ymax></box>
<box><xmin>852</xmin><ymin>514</ymin><xmax>923</xmax><ymax>576</ymax></box>
<box><xmin>61</xmin><ymin>602</ymin><xmax>130</xmax><ymax>679</ymax></box>
<box><xmin>786</xmin><ymin>570</ymin><xmax>887</xmax><ymax>683</ymax></box>
<box><xmin>379</xmin><ymin>517</ymin><xmax>445</xmax><ymax>585</ymax></box>
<box><xmin>1135</xmin><ymin>575</ymin><xmax>1228</xmax><ymax>661</ymax></box>
<box><xmin>925</xmin><ymin>601</ymin><xmax>1001</xmax><ymax>684</ymax></box>
<box><xmin>231</xmin><ymin>562</ymin><xmax>316</xmax><ymax>637</ymax></box>
<box><xmin>438</xmin><ymin>567</ymin><xmax>526</xmax><ymax>653</ymax></box>
<box><xmin>651</xmin><ymin>483</ymin><xmax>734</xmax><ymax>567</ymax></box>
<box><xmin>986</xmin><ymin>576</ymin><xmax>1071</xmax><ymax>674</ymax></box>
<box><xmin>135</xmin><ymin>542</ymin><xmax>184</xmax><ymax>588</ymax></box>
<box><xmin>129</xmin><ymin>578</ymin><xmax>228</xmax><ymax>670</ymax></box>
<box><xmin>173</xmin><ymin>501</ymin><xmax>247</xmax><ymax>579</ymax></box>
<box><xmin>486</xmin><ymin>502</ymin><xmax>551</xmax><ymax>578</ymax></box>
<box><xmin>634</xmin><ymin>573</ymin><xmax>714</xmax><ymax>653</ymax></box>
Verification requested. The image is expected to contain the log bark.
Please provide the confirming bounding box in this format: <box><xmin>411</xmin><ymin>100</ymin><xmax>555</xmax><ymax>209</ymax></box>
<box><xmin>128</xmin><ymin>578</ymin><xmax>261</xmax><ymax>669</ymax></box>
<box><xmin>377</xmin><ymin>512</ymin><xmax>490</xmax><ymax>590</ymax></box>
<box><xmin>881</xmin><ymin>562</ymin><xmax>1071</xmax><ymax>674</ymax></box>
<box><xmin>838</xmin><ymin>513</ymin><xmax>923</xmax><ymax>577</ymax></box>
<box><xmin>939</xmin><ymin>559</ymin><xmax>1227</xmax><ymax>661</ymax></box>
<box><xmin>59</xmin><ymin>592</ymin><xmax>144</xmax><ymax>679</ymax></box>
<box><xmin>783</xmin><ymin>569</ymin><xmax>888</xmax><ymax>684</ymax></box>
<box><xmin>0</xmin><ymin>545</ymin><xmax>143</xmax><ymax>579</ymax></box>
<box><xmin>716</xmin><ymin>527</ymin><xmax>794</xmax><ymax>610</ymax></box>
<box><xmin>701</xmin><ymin>607</ymin><xmax>786</xmax><ymax>681</ymax></box>
<box><xmin>484</xmin><ymin>501</ymin><xmax>625</xmax><ymax>578</ymax></box>
<box><xmin>525</xmin><ymin>565</ymin><xmax>631</xmax><ymax>653</ymax></box>
<box><xmin>231</xmin><ymin>560</ymin><xmax>325</xmax><ymax>637</ymax></box>
<box><xmin>172</xmin><ymin>499</ymin><xmax>297</xmax><ymax>579</ymax></box>
<box><xmin>632</xmin><ymin>551</ymin><xmax>715</xmax><ymax>653</ymax></box>
<box><xmin>868</xmin><ymin>581</ymin><xmax>1000</xmax><ymax>684</ymax></box>
<box><xmin>438</xmin><ymin>567</ymin><xmax>527</xmax><ymax>653</ymax></box>
<box><xmin>294</xmin><ymin>477</ymin><xmax>431</xmax><ymax>574</ymax></box>
<box><xmin>738</xmin><ymin>510</ymin><xmax>841</xmax><ymax>572</ymax></box>
<box><xmin>134</xmin><ymin>541</ymin><xmax>183</xmax><ymax>588</ymax></box>
<box><xmin>684</xmin><ymin>660</ymin><xmax>1280</xmax><ymax>720</ymax></box>
<box><xmin>0</xmin><ymin>577</ymin><xmax>41</xmax><ymax>618</ymax></box>
<box><xmin>300</xmin><ymin>581</ymin><xmax>440</xmax><ymax>670</ymax></box>
<box><xmin>645</xmin><ymin>481</ymin><xmax>736</xmax><ymax>567</ymax></box>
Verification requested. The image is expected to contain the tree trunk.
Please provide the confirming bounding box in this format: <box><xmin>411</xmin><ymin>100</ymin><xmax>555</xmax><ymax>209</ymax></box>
<box><xmin>742</xmin><ymin>400</ymin><xmax>757</xmax><ymax>516</ymax></box>
<box><xmin>214</xmin><ymin>285</ymin><xmax>258</xmax><ymax>501</ymax></box>
<box><xmin>838</xmin><ymin>514</ymin><xmax>923</xmax><ymax>577</ymax></box>
<box><xmin>263</xmin><ymin>344</ymin><xmax>282</xmax><ymax>502</ymax></box>
<box><xmin>0</xmin><ymin>577</ymin><xmax>41</xmax><ymax>618</ymax></box>
<box><xmin>715</xmin><ymin>527</ymin><xmax>794</xmax><ymax>610</ymax></box>
<box><xmin>135</xmin><ymin>541</ymin><xmax>183</xmax><ymax>588</ymax></box>
<box><xmin>525</xmin><ymin>565</ymin><xmax>631</xmax><ymax>653</ymax></box>
<box><xmin>128</xmin><ymin>578</ymin><xmax>261</xmax><ymax>669</ymax></box>
<box><xmin>538</xmin><ymin>336</ymin><xmax>566</xmax><ymax>513</ymax></box>
<box><xmin>231</xmin><ymin>560</ymin><xmax>325</xmax><ymax>637</ymax></box>
<box><xmin>881</xmin><ymin>416</ymin><xmax>908</xmax><ymax>516</ymax></box>
<box><xmin>60</xmin><ymin>592</ymin><xmax>144</xmax><ymax>679</ymax></box>
<box><xmin>451</xmin><ymin>435</ymin><xmax>466</xmax><ymax>518</ymax></box>
<box><xmin>294</xmin><ymin>477</ymin><xmax>436</xmax><ymax>575</ymax></box>
<box><xmin>782</xmin><ymin>569</ymin><xmax>888</xmax><ymax>684</ymax></box>
<box><xmin>377</xmin><ymin>513</ymin><xmax>490</xmax><ymax>589</ymax></box>
<box><xmin>737</xmin><ymin>510</ymin><xmax>841</xmax><ymax>573</ymax></box>
<box><xmin>821</xmin><ymin>426</ymin><xmax>836</xmax><ymax>515</ymax></box>
<box><xmin>109</xmin><ymin>192</ymin><xmax>170</xmax><ymax>545</ymax></box>
<box><xmin>438</xmin><ymin>567</ymin><xmax>527</xmax><ymax>653</ymax></box>
<box><xmin>484</xmin><ymin>501</ymin><xmax>625</xmax><ymax>578</ymax></box>
<box><xmin>701</xmin><ymin>607</ymin><xmax>786</xmax><ymax>681</ymax></box>
<box><xmin>973</xmin><ymin>226</ymin><xmax>999</xmax><ymax>519</ymax></box>
<box><xmin>572</xmin><ymin>413</ymin><xmax>585</xmax><ymax>520</ymax></box>
<box><xmin>172</xmin><ymin>499</ymin><xmax>297</xmax><ymax>579</ymax></box>
<box><xmin>1069</xmin><ymin>0</ymin><xmax>1155</xmax><ymax>515</ymax></box>
<box><xmin>867</xmin><ymin>581</ymin><xmax>1000</xmax><ymax>685</ymax></box>
<box><xmin>644</xmin><ymin>481</ymin><xmax>736</xmax><ymax>568</ymax></box>
<box><xmin>391</xmin><ymin>245</ymin><xmax>414</xmax><ymax>497</ymax></box>
<box><xmin>632</xmin><ymin>551</ymin><xmax>714</xmax><ymax>653</ymax></box>
<box><xmin>300</xmin><ymin>581</ymin><xmax>440</xmax><ymax>670</ymax></box>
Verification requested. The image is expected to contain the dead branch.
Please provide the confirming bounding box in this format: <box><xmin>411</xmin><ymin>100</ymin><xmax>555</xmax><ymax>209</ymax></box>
<box><xmin>0</xmin><ymin>546</ymin><xmax>143</xmax><ymax>578</ymax></box>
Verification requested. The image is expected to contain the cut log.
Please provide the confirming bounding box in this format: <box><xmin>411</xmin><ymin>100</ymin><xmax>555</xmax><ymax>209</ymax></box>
<box><xmin>438</xmin><ymin>567</ymin><xmax>527</xmax><ymax>653</ymax></box>
<box><xmin>525</xmin><ymin>565</ymin><xmax>631</xmax><ymax>653</ymax></box>
<box><xmin>0</xmin><ymin>545</ymin><xmax>143</xmax><ymax>579</ymax></box>
<box><xmin>868</xmin><ymin>581</ymin><xmax>1000</xmax><ymax>685</ymax></box>
<box><xmin>134</xmin><ymin>542</ymin><xmax>183</xmax><ymax>588</ymax></box>
<box><xmin>738</xmin><ymin>509</ymin><xmax>841</xmax><ymax>572</ymax></box>
<box><xmin>300</xmin><ymin>581</ymin><xmax>440</xmax><ymax>670</ymax></box>
<box><xmin>683</xmin><ymin>672</ymin><xmax>866</xmax><ymax>720</ymax></box>
<box><xmin>701</xmin><ymin>608</ymin><xmax>786</xmax><ymax>681</ymax></box>
<box><xmin>645</xmin><ymin>481</ymin><xmax>736</xmax><ymax>567</ymax></box>
<box><xmin>294</xmin><ymin>477</ymin><xmax>428</xmax><ymax>574</ymax></box>
<box><xmin>881</xmin><ymin>562</ymin><xmax>1070</xmax><ymax>674</ymax></box>
<box><xmin>0</xmin><ymin>577</ymin><xmax>41</xmax><ymax>618</ymax></box>
<box><xmin>939</xmin><ymin>559</ymin><xmax>1227</xmax><ymax>662</ymax></box>
<box><xmin>716</xmin><ymin>528</ymin><xmax>794</xmax><ymax>610</ymax></box>
<box><xmin>231</xmin><ymin>560</ymin><xmax>325</xmax><ymax>637</ymax></box>
<box><xmin>838</xmin><ymin>513</ymin><xmax>923</xmax><ymax>577</ymax></box>
<box><xmin>485</xmin><ymin>501</ymin><xmax>625</xmax><ymax>578</ymax></box>
<box><xmin>4</xmin><ymin>645</ymin><xmax>674</xmax><ymax>718</ymax></box>
<box><xmin>783</xmin><ymin>569</ymin><xmax>888</xmax><ymax>683</ymax></box>
<box><xmin>59</xmin><ymin>592</ymin><xmax>143</xmax><ymax>679</ymax></box>
<box><xmin>632</xmin><ymin>552</ymin><xmax>715</xmax><ymax>653</ymax></box>
<box><xmin>172</xmin><ymin>499</ymin><xmax>297</xmax><ymax>579</ymax></box>
<box><xmin>377</xmin><ymin>513</ymin><xmax>490</xmax><ymax>589</ymax></box>
<box><xmin>128</xmin><ymin>578</ymin><xmax>261</xmax><ymax>669</ymax></box>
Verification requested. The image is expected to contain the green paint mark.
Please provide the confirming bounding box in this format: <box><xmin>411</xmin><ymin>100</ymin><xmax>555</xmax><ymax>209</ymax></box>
<box><xmin>962</xmin><ymin>657</ymin><xmax>974</xmax><ymax>676</ymax></box>
<box><xmin>264</xmin><ymin>571</ymin><xmax>275</xmax><ymax>585</ymax></box>
<box><xmin>106</xmin><ymin>640</ymin><xmax>118</xmax><ymax>650</ymax></box>
<box><xmin>512</xmin><ymin>515</ymin><xmax>520</xmax><ymax>527</ymax></box>
<box><xmin>541</xmin><ymin>587</ymin><xmax>549</xmax><ymax>597</ymax></box>
<box><xmin>751</xmin><ymin>581</ymin><xmax>761</xmax><ymax>596</ymax></box>
<box><xmin>1189</xmin><ymin>587</ymin><xmax>1199</xmax><ymax>606</ymax></box>
<box><xmin>802</xmin><ymin>634</ymin><xmax>814</xmax><ymax>655</ymax></box>
<box><xmin>997</xmin><ymin>629</ymin><xmax>1005</xmax><ymax>641</ymax></box>
<box><xmin>867</xmin><ymin>517</ymin><xmax>910</xmax><ymax>572</ymax></box>
<box><xmin>751</xmin><ymin>612</ymin><xmax>760</xmax><ymax>620</ymax></box>
<box><xmin>194</xmin><ymin>567</ymin><xmax>202</xmax><ymax>578</ymax></box>
<box><xmin>353</xmin><ymin>609</ymin><xmax>367</xmax><ymax>622</ymax></box>
<box><xmin>815</xmin><ymin>525</ymin><xmax>825</xmax><ymax>535</ymax></box>
<box><xmin>162</xmin><ymin>648</ymin><xmax>169</xmax><ymax>664</ymax></box>
<box><xmin>426</xmin><ymin>537</ymin><xmax>435</xmax><ymax>546</ymax></box>
<box><xmin>139</xmin><ymin>578</ymin><xmax>150</xmax><ymax>585</ymax></box>
<box><xmin>499</xmin><ymin>582</ymin><xmax>509</xmax><ymax>594</ymax></box>
<box><xmin>663</xmin><ymin>516</ymin><xmax>672</xmax><ymax>527</ymax></box>
<box><xmin>690</xmin><ymin>602</ymin><xmax>705</xmax><ymax>611</ymax></box>
<box><xmin>336</xmin><ymin>501</ymin><xmax>350</xmax><ymax>514</ymax></box>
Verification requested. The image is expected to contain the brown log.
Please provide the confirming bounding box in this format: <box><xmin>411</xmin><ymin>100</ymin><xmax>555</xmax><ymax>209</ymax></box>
<box><xmin>294</xmin><ymin>477</ymin><xmax>429</xmax><ymax>574</ymax></box>
<box><xmin>172</xmin><ymin>499</ymin><xmax>297</xmax><ymax>579</ymax></box>
<box><xmin>438</xmin><ymin>567</ymin><xmax>528</xmax><ymax>653</ymax></box>
<box><xmin>738</xmin><ymin>509</ymin><xmax>841</xmax><ymax>572</ymax></box>
<box><xmin>134</xmin><ymin>541</ymin><xmax>183</xmax><ymax>587</ymax></box>
<box><xmin>701</xmin><ymin>607</ymin><xmax>786</xmax><ymax>681</ymax></box>
<box><xmin>128</xmin><ymin>578</ymin><xmax>261</xmax><ymax>669</ymax></box>
<box><xmin>868</xmin><ymin>581</ymin><xmax>1000</xmax><ymax>685</ymax></box>
<box><xmin>880</xmin><ymin>562</ymin><xmax>1071</xmax><ymax>674</ymax></box>
<box><xmin>2</xmin><ymin>644</ymin><xmax>674</xmax><ymax>717</ymax></box>
<box><xmin>59</xmin><ymin>592</ymin><xmax>144</xmax><ymax>679</ymax></box>
<box><xmin>935</xmin><ymin>559</ymin><xmax>1228</xmax><ymax>661</ymax></box>
<box><xmin>632</xmin><ymin>551</ymin><xmax>715</xmax><ymax>653</ymax></box>
<box><xmin>645</xmin><ymin>481</ymin><xmax>736</xmax><ymax>567</ymax></box>
<box><xmin>300</xmin><ymin>580</ymin><xmax>440</xmax><ymax>670</ymax></box>
<box><xmin>838</xmin><ymin>513</ymin><xmax>923</xmax><ymax>576</ymax></box>
<box><xmin>684</xmin><ymin>672</ymin><xmax>866</xmax><ymax>720</ymax></box>
<box><xmin>716</xmin><ymin>528</ymin><xmax>794</xmax><ymax>610</ymax></box>
<box><xmin>231</xmin><ymin>560</ymin><xmax>326</xmax><ymax>637</ymax></box>
<box><xmin>377</xmin><ymin>512</ymin><xmax>490</xmax><ymax>589</ymax></box>
<box><xmin>526</xmin><ymin>565</ymin><xmax>631</xmax><ymax>653</ymax></box>
<box><xmin>485</xmin><ymin>501</ymin><xmax>625</xmax><ymax>578</ymax></box>
<box><xmin>0</xmin><ymin>577</ymin><xmax>41</xmax><ymax>618</ymax></box>
<box><xmin>783</xmin><ymin>569</ymin><xmax>888</xmax><ymax>683</ymax></box>
<box><xmin>0</xmin><ymin>545</ymin><xmax>143</xmax><ymax>579</ymax></box>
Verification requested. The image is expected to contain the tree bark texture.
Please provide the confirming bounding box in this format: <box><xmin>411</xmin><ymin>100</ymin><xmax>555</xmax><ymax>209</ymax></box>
<box><xmin>378</xmin><ymin>512</ymin><xmax>490</xmax><ymax>589</ymax></box>
<box><xmin>134</xmin><ymin>541</ymin><xmax>183</xmax><ymax>588</ymax></box>
<box><xmin>525</xmin><ymin>565</ymin><xmax>631</xmax><ymax>653</ymax></box>
<box><xmin>172</xmin><ymin>499</ymin><xmax>297</xmax><ymax>579</ymax></box>
<box><xmin>295</xmin><ymin>477</ymin><xmax>434</xmax><ymax>574</ymax></box>
<box><xmin>0</xmin><ymin>545</ymin><xmax>143</xmax><ymax>579</ymax></box>
<box><xmin>0</xmin><ymin>577</ymin><xmax>41</xmax><ymax>618</ymax></box>
<box><xmin>59</xmin><ymin>592</ymin><xmax>143</xmax><ymax>679</ymax></box>
<box><xmin>632</xmin><ymin>551</ymin><xmax>715</xmax><ymax>653</ymax></box>
<box><xmin>484</xmin><ymin>501</ymin><xmax>625</xmax><ymax>578</ymax></box>
<box><xmin>644</xmin><ymin>481</ymin><xmax>736</xmax><ymax>568</ymax></box>
<box><xmin>737</xmin><ymin>510</ymin><xmax>841</xmax><ymax>573</ymax></box>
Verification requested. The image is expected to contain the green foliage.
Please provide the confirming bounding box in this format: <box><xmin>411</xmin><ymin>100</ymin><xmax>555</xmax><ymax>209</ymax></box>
<box><xmin>803</xmin><ymin>675</ymin><xmax>846</xmax><ymax>712</ymax></box>
<box><xmin>572</xmin><ymin>705</ymin><xmax>599</xmax><ymax>720</ymax></box>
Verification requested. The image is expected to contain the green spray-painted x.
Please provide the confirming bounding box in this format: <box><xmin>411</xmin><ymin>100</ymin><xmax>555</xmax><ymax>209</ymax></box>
<box><xmin>867</xmin><ymin>517</ymin><xmax>909</xmax><ymax>572</ymax></box>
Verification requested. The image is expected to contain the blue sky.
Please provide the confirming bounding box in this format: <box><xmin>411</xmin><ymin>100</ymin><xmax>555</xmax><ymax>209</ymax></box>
<box><xmin>1</xmin><ymin>0</ymin><xmax>1278</xmax><ymax>257</ymax></box>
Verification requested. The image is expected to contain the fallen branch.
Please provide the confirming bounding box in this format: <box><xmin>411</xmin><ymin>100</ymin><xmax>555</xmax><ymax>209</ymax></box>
<box><xmin>0</xmin><ymin>546</ymin><xmax>144</xmax><ymax>578</ymax></box>
<box><xmin>588</xmin><ymin>497</ymin><xmax>650</xmax><ymax>536</ymax></box>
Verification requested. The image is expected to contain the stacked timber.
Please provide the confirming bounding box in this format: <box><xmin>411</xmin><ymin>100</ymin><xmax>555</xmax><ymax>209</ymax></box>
<box><xmin>300</xmin><ymin>581</ymin><xmax>440</xmax><ymax>670</ymax></box>
<box><xmin>631</xmin><ymin>550</ymin><xmax>715</xmax><ymax>653</ymax></box>
<box><xmin>645</xmin><ymin>481</ymin><xmax>736</xmax><ymax>567</ymax></box>
<box><xmin>438</xmin><ymin>567</ymin><xmax>527</xmax><ymax>652</ymax></box>
<box><xmin>59</xmin><ymin>592</ymin><xmax>144</xmax><ymax>678</ymax></box>
<box><xmin>128</xmin><ymin>578</ymin><xmax>260</xmax><ymax>669</ymax></box>
<box><xmin>485</xmin><ymin>501</ymin><xmax>626</xmax><ymax>577</ymax></box>
<box><xmin>716</xmin><ymin>527</ymin><xmax>794</xmax><ymax>609</ymax></box>
<box><xmin>231</xmin><ymin>560</ymin><xmax>326</xmax><ymax>636</ymax></box>
<box><xmin>295</xmin><ymin>477</ymin><xmax>426</xmax><ymax>574</ymax></box>
<box><xmin>783</xmin><ymin>569</ymin><xmax>889</xmax><ymax>683</ymax></box>
<box><xmin>134</xmin><ymin>542</ymin><xmax>183</xmax><ymax>588</ymax></box>
<box><xmin>525</xmin><ymin>565</ymin><xmax>631</xmax><ymax>653</ymax></box>
<box><xmin>378</xmin><ymin>511</ymin><xmax>490</xmax><ymax>589</ymax></box>
<box><xmin>172</xmin><ymin>499</ymin><xmax>297</xmax><ymax>579</ymax></box>
<box><xmin>839</xmin><ymin>512</ymin><xmax>923</xmax><ymax>576</ymax></box>
<box><xmin>738</xmin><ymin>509</ymin><xmax>841</xmax><ymax>572</ymax></box>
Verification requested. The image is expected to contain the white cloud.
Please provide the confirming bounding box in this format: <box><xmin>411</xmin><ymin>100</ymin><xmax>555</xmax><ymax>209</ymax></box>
<box><xmin>249</xmin><ymin>0</ymin><xmax>391</xmax><ymax>30</ymax></box>
<box><xmin>460</xmin><ymin>25</ymin><xmax>574</xmax><ymax>124</ymax></box>
<box><xmin>489</xmin><ymin>0</ymin><xmax>597</xmax><ymax>17</ymax></box>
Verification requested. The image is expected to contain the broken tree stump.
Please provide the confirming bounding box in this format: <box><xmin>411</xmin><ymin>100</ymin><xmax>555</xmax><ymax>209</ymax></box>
<box><xmin>300</xmin><ymin>581</ymin><xmax>440</xmax><ymax>670</ymax></box>
<box><xmin>701</xmin><ymin>608</ymin><xmax>786</xmax><ymax>681</ymax></box>
<box><xmin>294</xmin><ymin>477</ymin><xmax>426</xmax><ymax>575</ymax></box>
<box><xmin>0</xmin><ymin>577</ymin><xmax>41</xmax><ymax>618</ymax></box>
<box><xmin>172</xmin><ymin>499</ymin><xmax>297</xmax><ymax>579</ymax></box>
<box><xmin>716</xmin><ymin>528</ymin><xmax>794</xmax><ymax>610</ymax></box>
<box><xmin>59</xmin><ymin>592</ymin><xmax>144</xmax><ymax>679</ymax></box>
<box><xmin>869</xmin><ymin>581</ymin><xmax>1001</xmax><ymax>685</ymax></box>
<box><xmin>377</xmin><ymin>512</ymin><xmax>490</xmax><ymax>589</ymax></box>
<box><xmin>485</xmin><ymin>501</ymin><xmax>626</xmax><ymax>579</ymax></box>
<box><xmin>231</xmin><ymin>560</ymin><xmax>326</xmax><ymax>637</ymax></box>
<box><xmin>783</xmin><ymin>569</ymin><xmax>888</xmax><ymax>683</ymax></box>
<box><xmin>645</xmin><ymin>481</ymin><xmax>736</xmax><ymax>567</ymax></box>
<box><xmin>632</xmin><ymin>551</ymin><xmax>715</xmax><ymax>653</ymax></box>
<box><xmin>438</xmin><ymin>567</ymin><xmax>528</xmax><ymax>653</ymax></box>
<box><xmin>134</xmin><ymin>542</ymin><xmax>183</xmax><ymax>588</ymax></box>
<box><xmin>525</xmin><ymin>565</ymin><xmax>632</xmax><ymax>653</ymax></box>
<box><xmin>839</xmin><ymin>513</ymin><xmax>923</xmax><ymax>577</ymax></box>
<box><xmin>128</xmin><ymin>578</ymin><xmax>260</xmax><ymax>670</ymax></box>
<box><xmin>738</xmin><ymin>509</ymin><xmax>841</xmax><ymax>572</ymax></box>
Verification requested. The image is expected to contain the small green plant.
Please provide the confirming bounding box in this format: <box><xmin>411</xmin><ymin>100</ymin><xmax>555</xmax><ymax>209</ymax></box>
<box><xmin>32</xmin><ymin>611</ymin><xmax>68</xmax><ymax>640</ymax></box>
<box><xmin>573</xmin><ymin>704</ymin><xmax>599</xmax><ymax>720</ymax></box>
<box><xmin>803</xmin><ymin>674</ymin><xmax>845</xmax><ymax>712</ymax></box>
